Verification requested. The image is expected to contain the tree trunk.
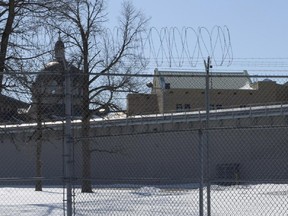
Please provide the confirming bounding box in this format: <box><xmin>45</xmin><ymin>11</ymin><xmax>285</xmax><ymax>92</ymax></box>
<box><xmin>35</xmin><ymin>138</ymin><xmax>42</xmax><ymax>191</ymax></box>
<box><xmin>35</xmin><ymin>98</ymin><xmax>43</xmax><ymax>191</ymax></box>
<box><xmin>0</xmin><ymin>0</ymin><xmax>15</xmax><ymax>93</ymax></box>
<box><xmin>81</xmin><ymin>116</ymin><xmax>92</xmax><ymax>193</ymax></box>
<box><xmin>81</xmin><ymin>56</ymin><xmax>92</xmax><ymax>192</ymax></box>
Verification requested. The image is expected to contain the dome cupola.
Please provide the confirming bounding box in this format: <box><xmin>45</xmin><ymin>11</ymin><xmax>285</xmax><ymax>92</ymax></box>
<box><xmin>54</xmin><ymin>34</ymin><xmax>65</xmax><ymax>62</ymax></box>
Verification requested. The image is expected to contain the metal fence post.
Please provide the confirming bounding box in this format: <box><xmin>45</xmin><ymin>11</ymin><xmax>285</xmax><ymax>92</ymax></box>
<box><xmin>199</xmin><ymin>129</ymin><xmax>204</xmax><ymax>216</ymax></box>
<box><xmin>64</xmin><ymin>61</ymin><xmax>73</xmax><ymax>216</ymax></box>
<box><xmin>204</xmin><ymin>56</ymin><xmax>211</xmax><ymax>216</ymax></box>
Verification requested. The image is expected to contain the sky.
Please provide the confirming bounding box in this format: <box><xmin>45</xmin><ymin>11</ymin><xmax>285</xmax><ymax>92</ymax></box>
<box><xmin>107</xmin><ymin>0</ymin><xmax>288</xmax><ymax>71</ymax></box>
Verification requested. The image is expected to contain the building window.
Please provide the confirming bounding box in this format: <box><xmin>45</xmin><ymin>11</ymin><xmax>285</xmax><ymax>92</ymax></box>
<box><xmin>216</xmin><ymin>104</ymin><xmax>222</xmax><ymax>109</ymax></box>
<box><xmin>176</xmin><ymin>104</ymin><xmax>183</xmax><ymax>111</ymax></box>
<box><xmin>165</xmin><ymin>83</ymin><xmax>170</xmax><ymax>89</ymax></box>
<box><xmin>49</xmin><ymin>80</ymin><xmax>58</xmax><ymax>94</ymax></box>
<box><xmin>184</xmin><ymin>104</ymin><xmax>191</xmax><ymax>110</ymax></box>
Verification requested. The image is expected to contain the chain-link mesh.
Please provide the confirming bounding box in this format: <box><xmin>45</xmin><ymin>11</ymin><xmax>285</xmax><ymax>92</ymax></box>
<box><xmin>0</xmin><ymin>71</ymin><xmax>288</xmax><ymax>215</ymax></box>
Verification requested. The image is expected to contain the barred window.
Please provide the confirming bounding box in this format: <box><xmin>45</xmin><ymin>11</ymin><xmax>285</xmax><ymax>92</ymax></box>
<box><xmin>184</xmin><ymin>104</ymin><xmax>191</xmax><ymax>110</ymax></box>
<box><xmin>176</xmin><ymin>104</ymin><xmax>183</xmax><ymax>111</ymax></box>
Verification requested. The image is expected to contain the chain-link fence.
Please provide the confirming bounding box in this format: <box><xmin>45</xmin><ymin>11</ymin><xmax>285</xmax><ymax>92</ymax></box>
<box><xmin>0</xmin><ymin>70</ymin><xmax>288</xmax><ymax>215</ymax></box>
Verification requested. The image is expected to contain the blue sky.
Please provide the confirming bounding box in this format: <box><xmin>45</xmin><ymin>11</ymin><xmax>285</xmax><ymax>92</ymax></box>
<box><xmin>108</xmin><ymin>0</ymin><xmax>288</xmax><ymax>60</ymax></box>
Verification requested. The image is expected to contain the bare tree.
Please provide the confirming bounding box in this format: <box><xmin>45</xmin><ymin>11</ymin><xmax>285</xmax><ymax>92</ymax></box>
<box><xmin>41</xmin><ymin>0</ymin><xmax>149</xmax><ymax>192</ymax></box>
<box><xmin>0</xmin><ymin>0</ymin><xmax>63</xmax><ymax>191</ymax></box>
<box><xmin>0</xmin><ymin>0</ymin><xmax>43</xmax><ymax>92</ymax></box>
<box><xmin>14</xmin><ymin>68</ymin><xmax>47</xmax><ymax>192</ymax></box>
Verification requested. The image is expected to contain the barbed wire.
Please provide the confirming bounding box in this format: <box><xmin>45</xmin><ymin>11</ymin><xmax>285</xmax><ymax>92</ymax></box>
<box><xmin>134</xmin><ymin>26</ymin><xmax>233</xmax><ymax>68</ymax></box>
<box><xmin>10</xmin><ymin>25</ymin><xmax>288</xmax><ymax>71</ymax></box>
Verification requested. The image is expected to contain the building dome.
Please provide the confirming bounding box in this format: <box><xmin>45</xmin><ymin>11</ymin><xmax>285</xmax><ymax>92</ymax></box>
<box><xmin>31</xmin><ymin>38</ymin><xmax>83</xmax><ymax>119</ymax></box>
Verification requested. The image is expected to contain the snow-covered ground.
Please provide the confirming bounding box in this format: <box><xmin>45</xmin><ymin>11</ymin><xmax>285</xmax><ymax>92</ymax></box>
<box><xmin>0</xmin><ymin>184</ymin><xmax>287</xmax><ymax>215</ymax></box>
